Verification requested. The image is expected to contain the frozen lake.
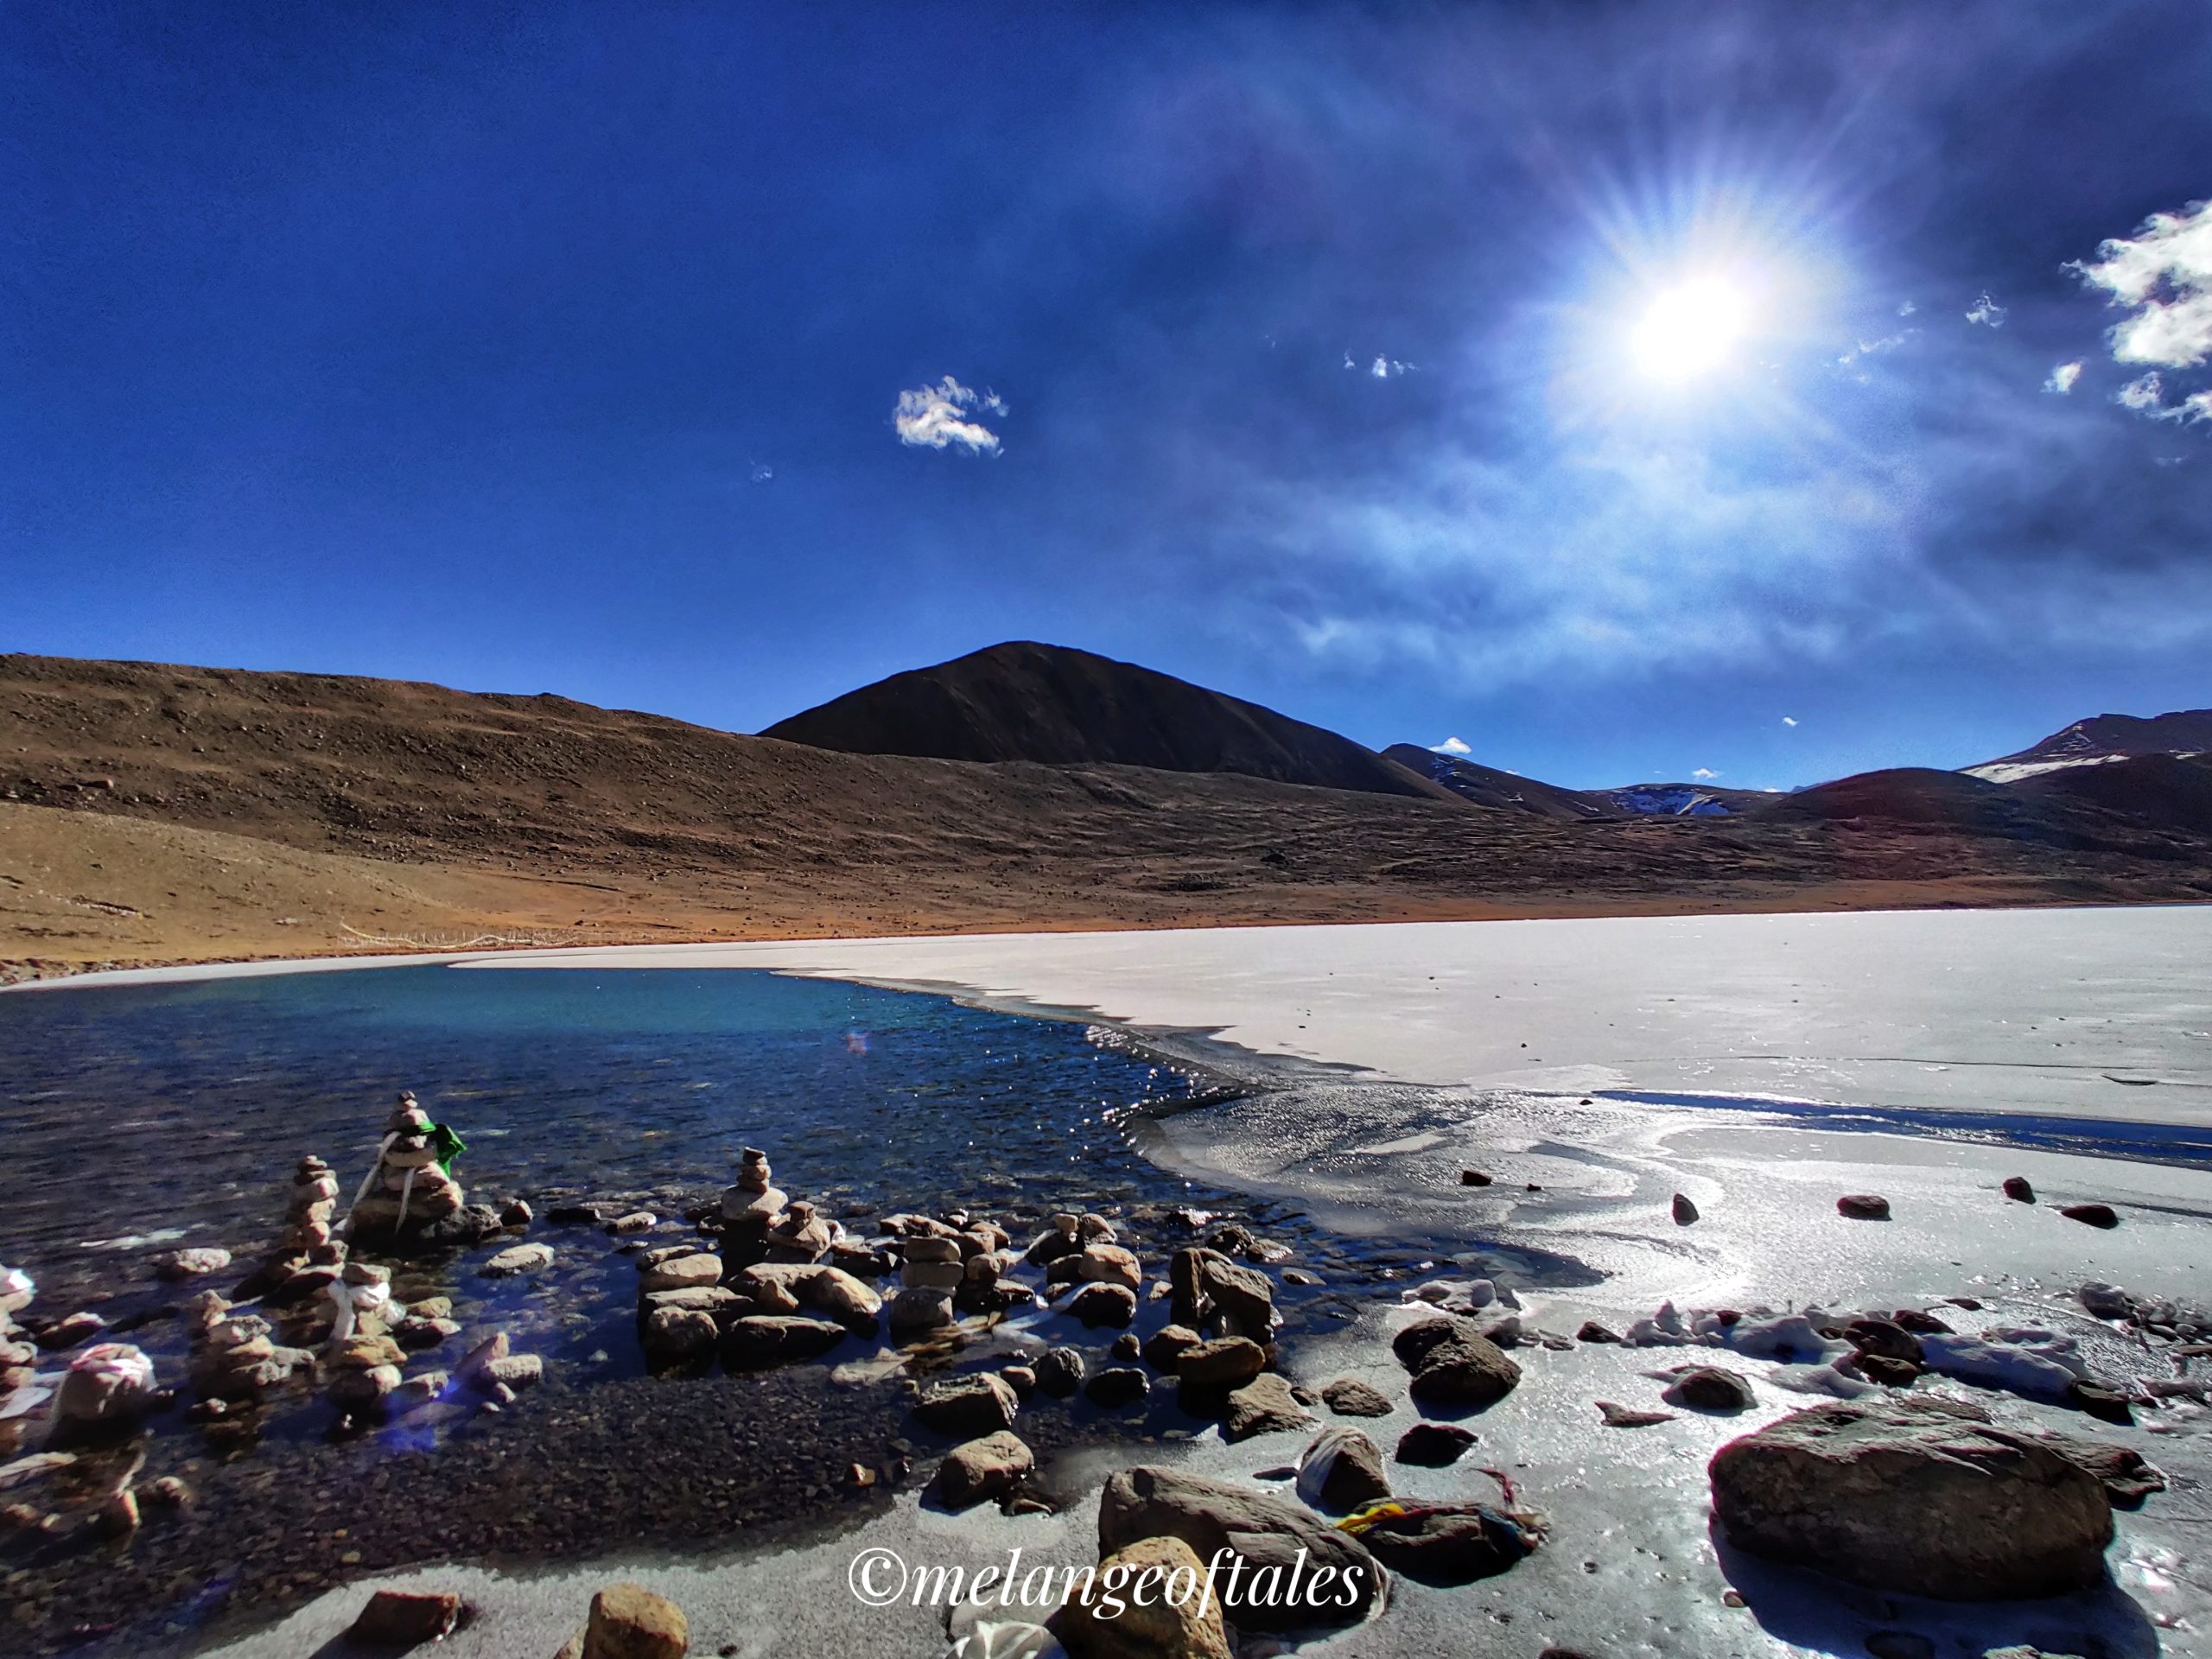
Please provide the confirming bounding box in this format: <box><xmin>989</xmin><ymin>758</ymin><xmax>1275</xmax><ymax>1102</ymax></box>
<box><xmin>471</xmin><ymin>905</ymin><xmax>2212</xmax><ymax>1126</ymax></box>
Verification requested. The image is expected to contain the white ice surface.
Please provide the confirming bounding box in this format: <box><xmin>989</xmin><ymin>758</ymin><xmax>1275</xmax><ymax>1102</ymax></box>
<box><xmin>469</xmin><ymin>906</ymin><xmax>2212</xmax><ymax>1126</ymax></box>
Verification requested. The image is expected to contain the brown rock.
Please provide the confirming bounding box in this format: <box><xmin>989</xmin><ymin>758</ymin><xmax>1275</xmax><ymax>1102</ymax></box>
<box><xmin>914</xmin><ymin>1372</ymin><xmax>1020</xmax><ymax>1437</ymax></box>
<box><xmin>349</xmin><ymin>1588</ymin><xmax>462</xmax><ymax>1646</ymax></box>
<box><xmin>1141</xmin><ymin>1324</ymin><xmax>1203</xmax><ymax>1373</ymax></box>
<box><xmin>1052</xmin><ymin>1534</ymin><xmax>1233</xmax><ymax>1659</ymax></box>
<box><xmin>1395</xmin><ymin>1421</ymin><xmax>1477</xmax><ymax>1465</ymax></box>
<box><xmin>1223</xmin><ymin>1372</ymin><xmax>1315</xmax><ymax>1441</ymax></box>
<box><xmin>938</xmin><ymin>1430</ymin><xmax>1033</xmax><ymax>1509</ymax></box>
<box><xmin>582</xmin><ymin>1582</ymin><xmax>688</xmax><ymax>1658</ymax></box>
<box><xmin>1096</xmin><ymin>1465</ymin><xmax>1382</xmax><ymax>1632</ymax></box>
<box><xmin>2059</xmin><ymin>1203</ymin><xmax>2120</xmax><ymax>1229</ymax></box>
<box><xmin>1177</xmin><ymin>1336</ymin><xmax>1266</xmax><ymax>1389</ymax></box>
<box><xmin>1066</xmin><ymin>1282</ymin><xmax>1138</xmax><ymax>1328</ymax></box>
<box><xmin>1708</xmin><ymin>1399</ymin><xmax>2116</xmax><ymax>1599</ymax></box>
<box><xmin>1836</xmin><ymin>1193</ymin><xmax>1891</xmax><ymax>1220</ymax></box>
<box><xmin>1320</xmin><ymin>1377</ymin><xmax>1394</xmax><ymax>1417</ymax></box>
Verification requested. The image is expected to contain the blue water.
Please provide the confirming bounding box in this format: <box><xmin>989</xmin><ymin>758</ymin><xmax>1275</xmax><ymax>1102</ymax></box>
<box><xmin>0</xmin><ymin>964</ymin><xmax>1217</xmax><ymax>1310</ymax></box>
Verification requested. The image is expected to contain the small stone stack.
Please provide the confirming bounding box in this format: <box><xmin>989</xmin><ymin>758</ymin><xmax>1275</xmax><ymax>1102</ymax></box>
<box><xmin>349</xmin><ymin>1092</ymin><xmax>467</xmax><ymax>1246</ymax></box>
<box><xmin>763</xmin><ymin>1200</ymin><xmax>840</xmax><ymax>1264</ymax></box>
<box><xmin>185</xmin><ymin>1288</ymin><xmax>312</xmax><ymax>1402</ymax></box>
<box><xmin>718</xmin><ymin>1147</ymin><xmax>786</xmax><ymax>1272</ymax></box>
<box><xmin>287</xmin><ymin>1155</ymin><xmax>340</xmax><ymax>1252</ymax></box>
<box><xmin>232</xmin><ymin>1154</ymin><xmax>352</xmax><ymax>1311</ymax></box>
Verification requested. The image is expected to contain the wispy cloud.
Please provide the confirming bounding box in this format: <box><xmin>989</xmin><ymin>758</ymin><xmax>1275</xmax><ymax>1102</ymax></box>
<box><xmin>1371</xmin><ymin>356</ymin><xmax>1414</xmax><ymax>378</ymax></box>
<box><xmin>1965</xmin><ymin>292</ymin><xmax>2008</xmax><ymax>328</ymax></box>
<box><xmin>1782</xmin><ymin>715</ymin><xmax>1798</xmax><ymax>727</ymax></box>
<box><xmin>2072</xmin><ymin>198</ymin><xmax>2212</xmax><ymax>368</ymax></box>
<box><xmin>893</xmin><ymin>376</ymin><xmax>1006</xmax><ymax>454</ymax></box>
<box><xmin>1692</xmin><ymin>767</ymin><xmax>1719</xmax><ymax>780</ymax></box>
<box><xmin>1432</xmin><ymin>735</ymin><xmax>1471</xmax><ymax>755</ymax></box>
<box><xmin>2044</xmin><ymin>360</ymin><xmax>2083</xmax><ymax>395</ymax></box>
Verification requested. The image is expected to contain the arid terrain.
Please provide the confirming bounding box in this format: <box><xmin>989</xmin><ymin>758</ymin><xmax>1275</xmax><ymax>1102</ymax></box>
<box><xmin>4</xmin><ymin>650</ymin><xmax>2210</xmax><ymax>976</ymax></box>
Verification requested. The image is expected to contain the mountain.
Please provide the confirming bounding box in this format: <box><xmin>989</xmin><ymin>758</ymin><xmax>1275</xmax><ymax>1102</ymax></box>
<box><xmin>763</xmin><ymin>642</ymin><xmax>1456</xmax><ymax>800</ymax></box>
<box><xmin>4</xmin><ymin>652</ymin><xmax>2209</xmax><ymax>975</ymax></box>
<box><xmin>1381</xmin><ymin>745</ymin><xmax>1611</xmax><ymax>819</ymax></box>
<box><xmin>1383</xmin><ymin>744</ymin><xmax>1764</xmax><ymax>820</ymax></box>
<box><xmin>2012</xmin><ymin>753</ymin><xmax>2212</xmax><ymax>837</ymax></box>
<box><xmin>1965</xmin><ymin>709</ymin><xmax>2212</xmax><ymax>783</ymax></box>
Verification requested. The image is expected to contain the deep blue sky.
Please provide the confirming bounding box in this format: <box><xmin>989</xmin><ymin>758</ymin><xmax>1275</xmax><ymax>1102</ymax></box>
<box><xmin>6</xmin><ymin>3</ymin><xmax>2210</xmax><ymax>790</ymax></box>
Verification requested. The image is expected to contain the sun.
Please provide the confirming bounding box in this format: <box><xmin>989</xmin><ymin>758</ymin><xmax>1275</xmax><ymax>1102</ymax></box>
<box><xmin>1631</xmin><ymin>275</ymin><xmax>1754</xmax><ymax>381</ymax></box>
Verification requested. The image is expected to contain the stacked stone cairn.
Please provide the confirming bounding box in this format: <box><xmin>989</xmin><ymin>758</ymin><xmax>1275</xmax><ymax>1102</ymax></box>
<box><xmin>716</xmin><ymin>1147</ymin><xmax>786</xmax><ymax>1269</ymax></box>
<box><xmin>348</xmin><ymin>1091</ymin><xmax>470</xmax><ymax>1248</ymax></box>
<box><xmin>185</xmin><ymin>1287</ymin><xmax>313</xmax><ymax>1404</ymax></box>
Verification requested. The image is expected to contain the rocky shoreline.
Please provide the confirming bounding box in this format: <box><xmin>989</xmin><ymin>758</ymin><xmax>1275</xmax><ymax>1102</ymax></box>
<box><xmin>5</xmin><ymin>1094</ymin><xmax>2202</xmax><ymax>1658</ymax></box>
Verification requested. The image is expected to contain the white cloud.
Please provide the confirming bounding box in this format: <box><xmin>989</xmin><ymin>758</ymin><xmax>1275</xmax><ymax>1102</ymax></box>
<box><xmin>1837</xmin><ymin>331</ymin><xmax>1914</xmax><ymax>367</ymax></box>
<box><xmin>1965</xmin><ymin>292</ymin><xmax>2008</xmax><ymax>328</ymax></box>
<box><xmin>2045</xmin><ymin>360</ymin><xmax>2083</xmax><ymax>395</ymax></box>
<box><xmin>1692</xmin><ymin>767</ymin><xmax>1719</xmax><ymax>780</ymax></box>
<box><xmin>1432</xmin><ymin>736</ymin><xmax>1471</xmax><ymax>755</ymax></box>
<box><xmin>748</xmin><ymin>461</ymin><xmax>774</xmax><ymax>484</ymax></box>
<box><xmin>1370</xmin><ymin>356</ymin><xmax>1414</xmax><ymax>378</ymax></box>
<box><xmin>2071</xmin><ymin>198</ymin><xmax>2212</xmax><ymax>368</ymax></box>
<box><xmin>2118</xmin><ymin>372</ymin><xmax>2165</xmax><ymax>411</ymax></box>
<box><xmin>893</xmin><ymin>376</ymin><xmax>1004</xmax><ymax>454</ymax></box>
<box><xmin>1897</xmin><ymin>300</ymin><xmax>1917</xmax><ymax>317</ymax></box>
<box><xmin>1781</xmin><ymin>715</ymin><xmax>1798</xmax><ymax>727</ymax></box>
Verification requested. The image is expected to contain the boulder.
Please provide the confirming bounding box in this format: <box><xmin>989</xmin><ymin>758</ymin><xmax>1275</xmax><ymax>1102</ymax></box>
<box><xmin>1296</xmin><ymin>1426</ymin><xmax>1391</xmax><ymax>1512</ymax></box>
<box><xmin>1076</xmin><ymin>1244</ymin><xmax>1142</xmax><ymax>1291</ymax></box>
<box><xmin>1707</xmin><ymin>1399</ymin><xmax>2117</xmax><ymax>1599</ymax></box>
<box><xmin>2002</xmin><ymin>1176</ymin><xmax>2036</xmax><ymax>1204</ymax></box>
<box><xmin>1836</xmin><ymin>1194</ymin><xmax>1891</xmax><ymax>1221</ymax></box>
<box><xmin>2060</xmin><ymin>1204</ymin><xmax>2120</xmax><ymax>1230</ymax></box>
<box><xmin>1096</xmin><ymin>1465</ymin><xmax>1382</xmax><ymax>1631</ymax></box>
<box><xmin>349</xmin><ymin>1588</ymin><xmax>462</xmax><ymax>1646</ymax></box>
<box><xmin>1169</xmin><ymin>1248</ymin><xmax>1274</xmax><ymax>1336</ymax></box>
<box><xmin>1140</xmin><ymin>1325</ymin><xmax>1203</xmax><ymax>1373</ymax></box>
<box><xmin>1066</xmin><ymin>1283</ymin><xmax>1137</xmax><ymax>1328</ymax></box>
<box><xmin>886</xmin><ymin>1287</ymin><xmax>954</xmax><ymax>1338</ymax></box>
<box><xmin>1846</xmin><ymin>1319</ymin><xmax>1925</xmax><ymax>1364</ymax></box>
<box><xmin>642</xmin><ymin>1286</ymin><xmax>747</xmax><ymax>1325</ymax></box>
<box><xmin>1223</xmin><ymin>1373</ymin><xmax>1315</xmax><ymax>1442</ymax></box>
<box><xmin>1177</xmin><ymin>1337</ymin><xmax>1266</xmax><ymax>1389</ymax></box>
<box><xmin>1320</xmin><ymin>1378</ymin><xmax>1394</xmax><ymax>1417</ymax></box>
<box><xmin>581</xmin><ymin>1582</ymin><xmax>689</xmax><ymax>1658</ymax></box>
<box><xmin>735</xmin><ymin>1265</ymin><xmax>882</xmax><ymax>1332</ymax></box>
<box><xmin>1662</xmin><ymin>1366</ymin><xmax>1756</xmax><ymax>1412</ymax></box>
<box><xmin>1033</xmin><ymin>1346</ymin><xmax>1085</xmax><ymax>1398</ymax></box>
<box><xmin>638</xmin><ymin>1254</ymin><xmax>722</xmax><ymax>1295</ymax></box>
<box><xmin>718</xmin><ymin>1316</ymin><xmax>848</xmax><ymax>1371</ymax></box>
<box><xmin>1051</xmin><ymin>1535</ymin><xmax>1233</xmax><ymax>1659</ymax></box>
<box><xmin>1402</xmin><ymin>1325</ymin><xmax>1521</xmax><ymax>1410</ymax></box>
<box><xmin>938</xmin><ymin>1431</ymin><xmax>1033</xmax><ymax>1509</ymax></box>
<box><xmin>1395</xmin><ymin>1421</ymin><xmax>1477</xmax><ymax>1465</ymax></box>
<box><xmin>915</xmin><ymin>1373</ymin><xmax>1020</xmax><ymax>1438</ymax></box>
<box><xmin>1084</xmin><ymin>1367</ymin><xmax>1149</xmax><ymax>1409</ymax></box>
<box><xmin>1671</xmin><ymin>1193</ymin><xmax>1700</xmax><ymax>1225</ymax></box>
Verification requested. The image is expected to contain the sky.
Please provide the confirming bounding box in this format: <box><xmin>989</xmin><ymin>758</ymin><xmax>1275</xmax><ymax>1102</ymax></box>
<box><xmin>5</xmin><ymin>3</ymin><xmax>2211</xmax><ymax>791</ymax></box>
